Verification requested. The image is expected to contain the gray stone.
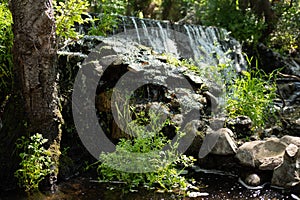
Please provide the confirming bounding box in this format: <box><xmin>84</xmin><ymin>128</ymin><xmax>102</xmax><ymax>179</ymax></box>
<box><xmin>183</xmin><ymin>120</ymin><xmax>206</xmax><ymax>156</ymax></box>
<box><xmin>208</xmin><ymin>128</ymin><xmax>237</xmax><ymax>156</ymax></box>
<box><xmin>209</xmin><ymin>117</ymin><xmax>226</xmax><ymax>131</ymax></box>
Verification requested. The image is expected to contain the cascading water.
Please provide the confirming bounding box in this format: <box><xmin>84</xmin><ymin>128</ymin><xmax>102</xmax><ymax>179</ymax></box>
<box><xmin>117</xmin><ymin>16</ymin><xmax>247</xmax><ymax>74</ymax></box>
<box><xmin>130</xmin><ymin>17</ymin><xmax>141</xmax><ymax>44</ymax></box>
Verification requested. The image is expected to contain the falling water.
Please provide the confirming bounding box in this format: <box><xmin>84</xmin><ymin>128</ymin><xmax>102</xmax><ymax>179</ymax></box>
<box><xmin>116</xmin><ymin>16</ymin><xmax>247</xmax><ymax>72</ymax></box>
<box><xmin>141</xmin><ymin>20</ymin><xmax>154</xmax><ymax>48</ymax></box>
<box><xmin>121</xmin><ymin>17</ymin><xmax>127</xmax><ymax>34</ymax></box>
<box><xmin>157</xmin><ymin>22</ymin><xmax>171</xmax><ymax>53</ymax></box>
<box><xmin>184</xmin><ymin>24</ymin><xmax>197</xmax><ymax>58</ymax></box>
<box><xmin>131</xmin><ymin>17</ymin><xmax>141</xmax><ymax>43</ymax></box>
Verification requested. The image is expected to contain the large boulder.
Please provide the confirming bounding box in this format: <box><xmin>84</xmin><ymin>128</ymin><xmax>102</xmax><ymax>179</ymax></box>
<box><xmin>235</xmin><ymin>138</ymin><xmax>287</xmax><ymax>170</ymax></box>
<box><xmin>280</xmin><ymin>135</ymin><xmax>300</xmax><ymax>147</ymax></box>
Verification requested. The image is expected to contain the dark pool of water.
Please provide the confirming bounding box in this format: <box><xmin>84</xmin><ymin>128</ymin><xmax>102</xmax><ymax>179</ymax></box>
<box><xmin>1</xmin><ymin>172</ymin><xmax>298</xmax><ymax>200</ymax></box>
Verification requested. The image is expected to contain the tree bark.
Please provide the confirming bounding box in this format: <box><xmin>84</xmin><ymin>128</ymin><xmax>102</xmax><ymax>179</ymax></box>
<box><xmin>7</xmin><ymin>0</ymin><xmax>62</xmax><ymax>191</ymax></box>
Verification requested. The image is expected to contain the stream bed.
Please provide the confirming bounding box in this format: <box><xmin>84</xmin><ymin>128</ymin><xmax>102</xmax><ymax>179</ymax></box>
<box><xmin>1</xmin><ymin>171</ymin><xmax>298</xmax><ymax>200</ymax></box>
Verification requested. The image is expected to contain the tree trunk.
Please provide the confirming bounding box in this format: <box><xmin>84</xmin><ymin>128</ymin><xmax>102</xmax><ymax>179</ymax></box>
<box><xmin>2</xmin><ymin>0</ymin><xmax>62</xmax><ymax>191</ymax></box>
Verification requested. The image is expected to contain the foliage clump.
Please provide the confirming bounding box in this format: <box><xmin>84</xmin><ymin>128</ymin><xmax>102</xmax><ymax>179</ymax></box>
<box><xmin>267</xmin><ymin>1</ymin><xmax>300</xmax><ymax>55</ymax></box>
<box><xmin>14</xmin><ymin>133</ymin><xmax>54</xmax><ymax>193</ymax></box>
<box><xmin>88</xmin><ymin>0</ymin><xmax>127</xmax><ymax>36</ymax></box>
<box><xmin>54</xmin><ymin>0</ymin><xmax>91</xmax><ymax>41</ymax></box>
<box><xmin>197</xmin><ymin>0</ymin><xmax>266</xmax><ymax>46</ymax></box>
<box><xmin>226</xmin><ymin>58</ymin><xmax>277</xmax><ymax>129</ymax></box>
<box><xmin>94</xmin><ymin>108</ymin><xmax>195</xmax><ymax>192</ymax></box>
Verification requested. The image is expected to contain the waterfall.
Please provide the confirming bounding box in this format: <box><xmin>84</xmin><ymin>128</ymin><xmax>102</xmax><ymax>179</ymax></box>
<box><xmin>115</xmin><ymin>16</ymin><xmax>246</xmax><ymax>73</ymax></box>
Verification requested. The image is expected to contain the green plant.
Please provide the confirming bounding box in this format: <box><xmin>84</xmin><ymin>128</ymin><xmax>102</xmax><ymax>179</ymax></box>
<box><xmin>226</xmin><ymin>57</ymin><xmax>277</xmax><ymax>129</ymax></box>
<box><xmin>88</xmin><ymin>0</ymin><xmax>126</xmax><ymax>36</ymax></box>
<box><xmin>0</xmin><ymin>2</ymin><xmax>13</xmax><ymax>103</ymax></box>
<box><xmin>268</xmin><ymin>1</ymin><xmax>300</xmax><ymax>55</ymax></box>
<box><xmin>14</xmin><ymin>133</ymin><xmax>54</xmax><ymax>193</ymax></box>
<box><xmin>54</xmin><ymin>0</ymin><xmax>91</xmax><ymax>41</ymax></box>
<box><xmin>93</xmin><ymin>106</ymin><xmax>195</xmax><ymax>192</ymax></box>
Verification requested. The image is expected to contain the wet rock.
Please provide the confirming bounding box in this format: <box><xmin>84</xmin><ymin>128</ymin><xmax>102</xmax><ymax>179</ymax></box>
<box><xmin>226</xmin><ymin>116</ymin><xmax>253</xmax><ymax>138</ymax></box>
<box><xmin>271</xmin><ymin>144</ymin><xmax>300</xmax><ymax>190</ymax></box>
<box><xmin>256</xmin><ymin>43</ymin><xmax>300</xmax><ymax>76</ymax></box>
<box><xmin>262</xmin><ymin>126</ymin><xmax>283</xmax><ymax>138</ymax></box>
<box><xmin>209</xmin><ymin>128</ymin><xmax>238</xmax><ymax>156</ymax></box>
<box><xmin>280</xmin><ymin>106</ymin><xmax>300</xmax><ymax>136</ymax></box>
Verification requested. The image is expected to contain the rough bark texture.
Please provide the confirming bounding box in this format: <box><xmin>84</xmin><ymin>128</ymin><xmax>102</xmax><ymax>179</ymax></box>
<box><xmin>11</xmin><ymin>0</ymin><xmax>60</xmax><ymax>137</ymax></box>
<box><xmin>0</xmin><ymin>0</ymin><xmax>62</xmax><ymax>191</ymax></box>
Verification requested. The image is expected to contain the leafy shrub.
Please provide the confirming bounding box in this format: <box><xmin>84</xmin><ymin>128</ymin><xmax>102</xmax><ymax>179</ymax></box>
<box><xmin>14</xmin><ymin>133</ymin><xmax>54</xmax><ymax>193</ymax></box>
<box><xmin>94</xmin><ymin>108</ymin><xmax>195</xmax><ymax>191</ymax></box>
<box><xmin>54</xmin><ymin>0</ymin><xmax>91</xmax><ymax>41</ymax></box>
<box><xmin>268</xmin><ymin>2</ymin><xmax>300</xmax><ymax>55</ymax></box>
<box><xmin>0</xmin><ymin>2</ymin><xmax>13</xmax><ymax>102</ymax></box>
<box><xmin>226</xmin><ymin>58</ymin><xmax>277</xmax><ymax>128</ymax></box>
<box><xmin>88</xmin><ymin>0</ymin><xmax>126</xmax><ymax>36</ymax></box>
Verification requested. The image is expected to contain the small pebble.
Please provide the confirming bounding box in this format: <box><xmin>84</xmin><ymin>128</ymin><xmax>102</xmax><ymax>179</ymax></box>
<box><xmin>188</xmin><ymin>192</ymin><xmax>209</xmax><ymax>197</ymax></box>
<box><xmin>245</xmin><ymin>174</ymin><xmax>261</xmax><ymax>186</ymax></box>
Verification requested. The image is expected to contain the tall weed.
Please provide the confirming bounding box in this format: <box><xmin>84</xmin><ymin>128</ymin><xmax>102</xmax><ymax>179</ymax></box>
<box><xmin>226</xmin><ymin>57</ymin><xmax>277</xmax><ymax>128</ymax></box>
